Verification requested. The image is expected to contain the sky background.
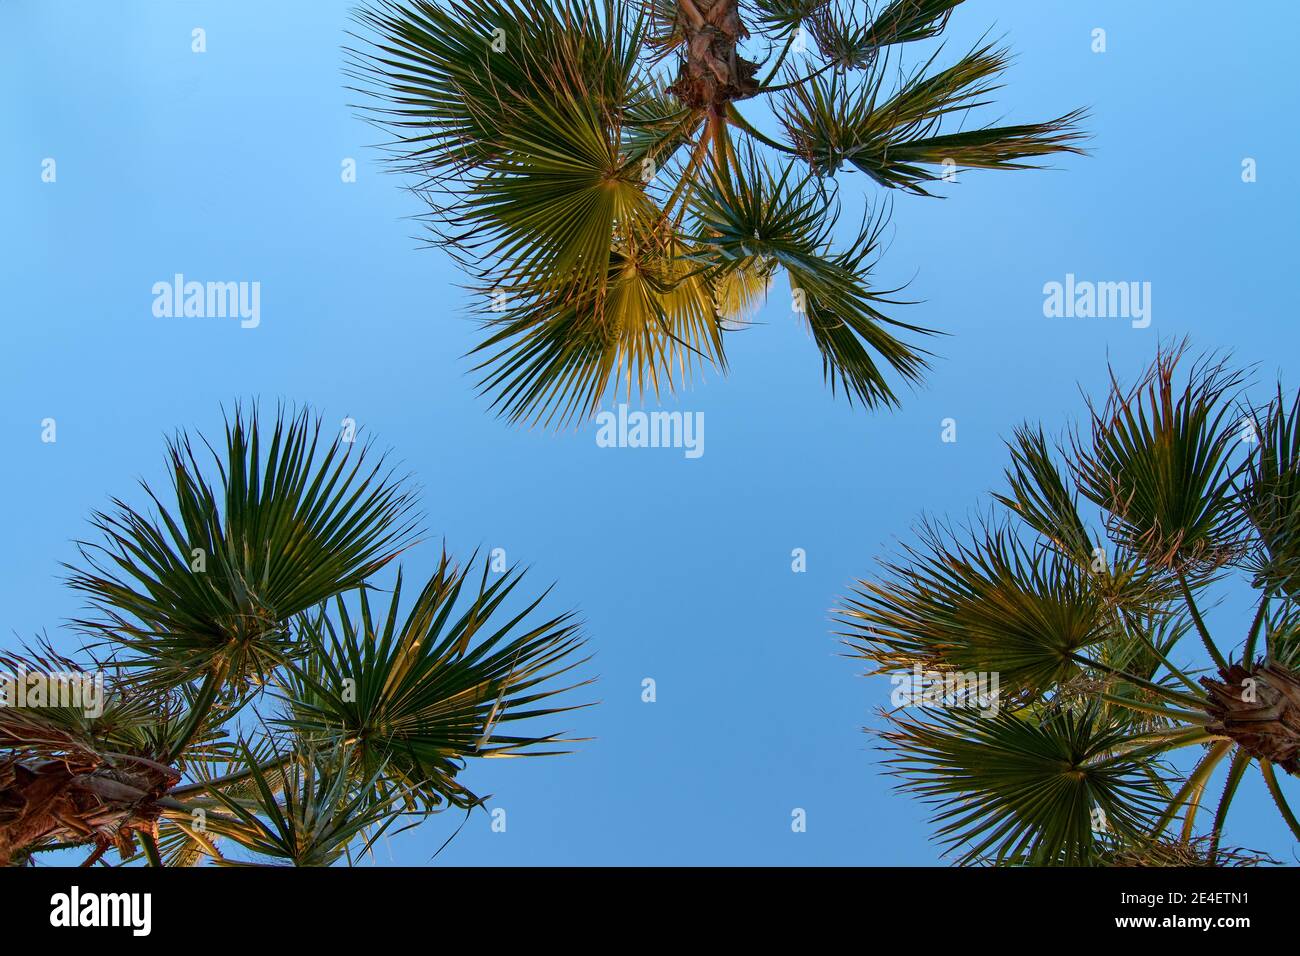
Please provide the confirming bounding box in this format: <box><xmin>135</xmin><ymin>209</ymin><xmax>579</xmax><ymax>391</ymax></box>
<box><xmin>2</xmin><ymin>1</ymin><xmax>1298</xmax><ymax>865</ymax></box>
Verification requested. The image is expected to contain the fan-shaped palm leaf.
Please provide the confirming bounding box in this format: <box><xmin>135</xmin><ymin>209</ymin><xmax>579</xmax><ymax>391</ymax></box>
<box><xmin>190</xmin><ymin>741</ymin><xmax>403</xmax><ymax>867</ymax></box>
<box><xmin>779</xmin><ymin>43</ymin><xmax>1085</xmax><ymax>194</ymax></box>
<box><xmin>3</xmin><ymin>405</ymin><xmax>597</xmax><ymax>866</ymax></box>
<box><xmin>839</xmin><ymin>520</ymin><xmax>1113</xmax><ymax>695</ymax></box>
<box><xmin>278</xmin><ymin>554</ymin><xmax>593</xmax><ymax>811</ymax></box>
<box><xmin>691</xmin><ymin>149</ymin><xmax>930</xmax><ymax>405</ymax></box>
<box><xmin>1072</xmin><ymin>344</ymin><xmax>1249</xmax><ymax>574</ymax></box>
<box><xmin>65</xmin><ymin>406</ymin><xmax>418</xmax><ymax>685</ymax></box>
<box><xmin>881</xmin><ymin>703</ymin><xmax>1171</xmax><ymax>866</ymax></box>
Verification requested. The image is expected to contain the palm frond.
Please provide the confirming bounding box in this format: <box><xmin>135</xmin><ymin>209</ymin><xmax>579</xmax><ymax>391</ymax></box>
<box><xmin>350</xmin><ymin>0</ymin><xmax>1085</xmax><ymax>421</ymax></box>
<box><xmin>862</xmin><ymin>0</ymin><xmax>964</xmax><ymax>46</ymax></box>
<box><xmin>780</xmin><ymin>43</ymin><xmax>1085</xmax><ymax>194</ymax></box>
<box><xmin>278</xmin><ymin>554</ymin><xmax>593</xmax><ymax>811</ymax></box>
<box><xmin>469</xmin><ymin>238</ymin><xmax>727</xmax><ymax>427</ymax></box>
<box><xmin>195</xmin><ymin>741</ymin><xmax>403</xmax><ymax>867</ymax></box>
<box><xmin>350</xmin><ymin>0</ymin><xmax>645</xmax><ymax>180</ymax></box>
<box><xmin>691</xmin><ymin>149</ymin><xmax>930</xmax><ymax>406</ymax></box>
<box><xmin>1071</xmin><ymin>343</ymin><xmax>1249</xmax><ymax>573</ymax></box>
<box><xmin>750</xmin><ymin>0</ymin><xmax>830</xmax><ymax>36</ymax></box>
<box><xmin>805</xmin><ymin>0</ymin><xmax>963</xmax><ymax>69</ymax></box>
<box><xmin>994</xmin><ymin>423</ymin><xmax>1093</xmax><ymax>564</ymax></box>
<box><xmin>881</xmin><ymin>703</ymin><xmax>1171</xmax><ymax>866</ymax></box>
<box><xmin>65</xmin><ymin>406</ymin><xmax>419</xmax><ymax>685</ymax></box>
<box><xmin>840</xmin><ymin>519</ymin><xmax>1111</xmax><ymax>697</ymax></box>
<box><xmin>0</xmin><ymin>644</ymin><xmax>190</xmax><ymax>766</ymax></box>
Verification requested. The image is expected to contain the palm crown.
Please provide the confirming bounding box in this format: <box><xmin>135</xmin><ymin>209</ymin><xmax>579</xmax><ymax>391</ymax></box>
<box><xmin>350</xmin><ymin>0</ymin><xmax>1085</xmax><ymax>426</ymax></box>
<box><xmin>0</xmin><ymin>408</ymin><xmax>591</xmax><ymax>867</ymax></box>
<box><xmin>839</xmin><ymin>343</ymin><xmax>1300</xmax><ymax>866</ymax></box>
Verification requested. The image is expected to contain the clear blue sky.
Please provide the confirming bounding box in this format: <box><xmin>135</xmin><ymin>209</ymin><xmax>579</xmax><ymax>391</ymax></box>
<box><xmin>2</xmin><ymin>1</ymin><xmax>1298</xmax><ymax>865</ymax></box>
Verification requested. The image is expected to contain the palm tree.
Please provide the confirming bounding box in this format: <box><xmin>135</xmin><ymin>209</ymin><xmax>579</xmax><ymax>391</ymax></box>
<box><xmin>350</xmin><ymin>0</ymin><xmax>1085</xmax><ymax>426</ymax></box>
<box><xmin>838</xmin><ymin>343</ymin><xmax>1300</xmax><ymax>866</ymax></box>
<box><xmin>0</xmin><ymin>407</ymin><xmax>592</xmax><ymax>867</ymax></box>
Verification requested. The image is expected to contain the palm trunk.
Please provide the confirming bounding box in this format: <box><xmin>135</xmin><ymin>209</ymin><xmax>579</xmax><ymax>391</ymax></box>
<box><xmin>669</xmin><ymin>0</ymin><xmax>760</xmax><ymax>109</ymax></box>
<box><xmin>1200</xmin><ymin>662</ymin><xmax>1300</xmax><ymax>775</ymax></box>
<box><xmin>0</xmin><ymin>759</ymin><xmax>176</xmax><ymax>865</ymax></box>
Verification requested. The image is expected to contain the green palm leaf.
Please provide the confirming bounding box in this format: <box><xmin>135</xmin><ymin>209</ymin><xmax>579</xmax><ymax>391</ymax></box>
<box><xmin>350</xmin><ymin>0</ymin><xmax>645</xmax><ymax>177</ymax></box>
<box><xmin>993</xmin><ymin>424</ymin><xmax>1092</xmax><ymax>563</ymax></box>
<box><xmin>779</xmin><ymin>43</ymin><xmax>1085</xmax><ymax>194</ymax></box>
<box><xmin>470</xmin><ymin>239</ymin><xmax>727</xmax><ymax>426</ymax></box>
<box><xmin>1071</xmin><ymin>343</ymin><xmax>1249</xmax><ymax>573</ymax></box>
<box><xmin>849</xmin><ymin>346</ymin><xmax>1300</xmax><ymax>864</ymax></box>
<box><xmin>278</xmin><ymin>554</ymin><xmax>593</xmax><ymax>811</ymax></box>
<box><xmin>839</xmin><ymin>521</ymin><xmax>1110</xmax><ymax>695</ymax></box>
<box><xmin>750</xmin><ymin>0</ymin><xmax>828</xmax><ymax>35</ymax></box>
<box><xmin>192</xmin><ymin>741</ymin><xmax>403</xmax><ymax>867</ymax></box>
<box><xmin>65</xmin><ymin>407</ymin><xmax>418</xmax><ymax>685</ymax></box>
<box><xmin>3</xmin><ymin>405</ymin><xmax>598</xmax><ymax>866</ymax></box>
<box><xmin>881</xmin><ymin>703</ymin><xmax>1171</xmax><ymax>865</ymax></box>
<box><xmin>692</xmin><ymin>149</ymin><xmax>930</xmax><ymax>406</ymax></box>
<box><xmin>861</xmin><ymin>0</ymin><xmax>963</xmax><ymax>46</ymax></box>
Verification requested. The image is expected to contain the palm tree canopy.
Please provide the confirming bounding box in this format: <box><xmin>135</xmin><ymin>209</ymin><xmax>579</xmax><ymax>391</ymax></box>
<box><xmin>840</xmin><ymin>343</ymin><xmax>1300</xmax><ymax>865</ymax></box>
<box><xmin>0</xmin><ymin>407</ymin><xmax>593</xmax><ymax>867</ymax></box>
<box><xmin>350</xmin><ymin>0</ymin><xmax>1085</xmax><ymax>425</ymax></box>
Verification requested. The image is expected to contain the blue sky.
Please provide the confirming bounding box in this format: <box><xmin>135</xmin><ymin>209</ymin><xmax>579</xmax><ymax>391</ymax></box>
<box><xmin>2</xmin><ymin>1</ymin><xmax>1298</xmax><ymax>865</ymax></box>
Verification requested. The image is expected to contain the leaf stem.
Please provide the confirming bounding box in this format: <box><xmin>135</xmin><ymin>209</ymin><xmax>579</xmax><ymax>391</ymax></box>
<box><xmin>1176</xmin><ymin>571</ymin><xmax>1229</xmax><ymax>672</ymax></box>
<box><xmin>1113</xmin><ymin>612</ymin><xmax>1205</xmax><ymax>697</ymax></box>
<box><xmin>139</xmin><ymin>832</ymin><xmax>162</xmax><ymax>868</ymax></box>
<box><xmin>1260</xmin><ymin>760</ymin><xmax>1300</xmax><ymax>843</ymax></box>
<box><xmin>1206</xmin><ymin>747</ymin><xmax>1249</xmax><ymax>860</ymax></box>
<box><xmin>758</xmin><ymin>30</ymin><xmax>797</xmax><ymax>87</ymax></box>
<box><xmin>725</xmin><ymin>104</ymin><xmax>800</xmax><ymax>155</ymax></box>
<box><xmin>710</xmin><ymin>106</ymin><xmax>733</xmax><ymax>182</ymax></box>
<box><xmin>165</xmin><ymin>664</ymin><xmax>228</xmax><ymax>763</ymax></box>
<box><xmin>166</xmin><ymin>753</ymin><xmax>290</xmax><ymax>799</ymax></box>
<box><xmin>1151</xmin><ymin>739</ymin><xmax>1232</xmax><ymax>836</ymax></box>
<box><xmin>1097</xmin><ymin>693</ymin><xmax>1209</xmax><ymax>725</ymax></box>
<box><xmin>1069</xmin><ymin>653</ymin><xmax>1206</xmax><ymax>710</ymax></box>
<box><xmin>760</xmin><ymin>58</ymin><xmax>839</xmax><ymax>93</ymax></box>
<box><xmin>79</xmin><ymin>843</ymin><xmax>108</xmax><ymax>868</ymax></box>
<box><xmin>1243</xmin><ymin>588</ymin><xmax>1271</xmax><ymax>664</ymax></box>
